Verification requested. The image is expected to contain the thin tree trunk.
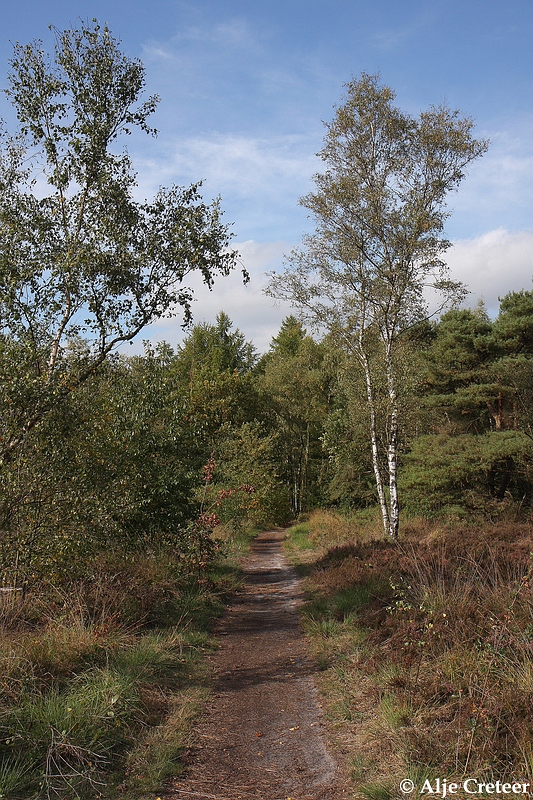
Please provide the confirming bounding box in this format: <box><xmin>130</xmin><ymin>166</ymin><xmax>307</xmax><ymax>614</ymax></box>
<box><xmin>385</xmin><ymin>345</ymin><xmax>399</xmax><ymax>540</ymax></box>
<box><xmin>359</xmin><ymin>346</ymin><xmax>390</xmax><ymax>536</ymax></box>
<box><xmin>302</xmin><ymin>422</ymin><xmax>310</xmax><ymax>512</ymax></box>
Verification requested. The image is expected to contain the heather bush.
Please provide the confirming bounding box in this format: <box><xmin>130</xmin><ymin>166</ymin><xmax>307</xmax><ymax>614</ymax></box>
<box><xmin>287</xmin><ymin>515</ymin><xmax>533</xmax><ymax>792</ymax></box>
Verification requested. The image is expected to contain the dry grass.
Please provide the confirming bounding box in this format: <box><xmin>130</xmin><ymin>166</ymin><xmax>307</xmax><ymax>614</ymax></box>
<box><xmin>286</xmin><ymin>514</ymin><xmax>533</xmax><ymax>795</ymax></box>
<box><xmin>307</xmin><ymin>508</ymin><xmax>386</xmax><ymax>547</ymax></box>
<box><xmin>0</xmin><ymin>548</ymin><xmax>239</xmax><ymax>799</ymax></box>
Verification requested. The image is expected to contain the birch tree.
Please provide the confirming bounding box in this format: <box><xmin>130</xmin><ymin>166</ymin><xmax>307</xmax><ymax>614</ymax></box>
<box><xmin>0</xmin><ymin>21</ymin><xmax>239</xmax><ymax>465</ymax></box>
<box><xmin>267</xmin><ymin>74</ymin><xmax>487</xmax><ymax>538</ymax></box>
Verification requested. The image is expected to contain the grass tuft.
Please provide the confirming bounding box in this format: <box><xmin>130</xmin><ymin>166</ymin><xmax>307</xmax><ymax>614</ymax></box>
<box><xmin>358</xmin><ymin>782</ymin><xmax>396</xmax><ymax>800</ymax></box>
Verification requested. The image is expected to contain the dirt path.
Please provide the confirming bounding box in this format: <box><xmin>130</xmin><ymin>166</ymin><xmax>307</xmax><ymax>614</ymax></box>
<box><xmin>165</xmin><ymin>529</ymin><xmax>349</xmax><ymax>800</ymax></box>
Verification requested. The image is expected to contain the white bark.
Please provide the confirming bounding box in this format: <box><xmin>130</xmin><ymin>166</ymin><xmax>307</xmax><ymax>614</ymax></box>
<box><xmin>359</xmin><ymin>344</ymin><xmax>390</xmax><ymax>536</ymax></box>
<box><xmin>385</xmin><ymin>343</ymin><xmax>399</xmax><ymax>540</ymax></box>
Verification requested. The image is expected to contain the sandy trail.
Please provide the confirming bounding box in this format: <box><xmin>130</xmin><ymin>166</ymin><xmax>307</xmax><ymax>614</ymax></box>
<box><xmin>165</xmin><ymin>529</ymin><xmax>349</xmax><ymax>800</ymax></box>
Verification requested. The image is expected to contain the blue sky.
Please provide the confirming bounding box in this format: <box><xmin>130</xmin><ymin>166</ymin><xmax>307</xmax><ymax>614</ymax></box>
<box><xmin>1</xmin><ymin>1</ymin><xmax>532</xmax><ymax>351</ymax></box>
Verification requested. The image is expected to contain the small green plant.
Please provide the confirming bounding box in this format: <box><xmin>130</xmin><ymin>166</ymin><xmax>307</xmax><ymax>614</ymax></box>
<box><xmin>0</xmin><ymin>754</ymin><xmax>36</xmax><ymax>798</ymax></box>
<box><xmin>358</xmin><ymin>782</ymin><xmax>396</xmax><ymax>800</ymax></box>
<box><xmin>124</xmin><ymin>687</ymin><xmax>207</xmax><ymax>791</ymax></box>
<box><xmin>350</xmin><ymin>753</ymin><xmax>375</xmax><ymax>783</ymax></box>
<box><xmin>288</xmin><ymin>522</ymin><xmax>314</xmax><ymax>549</ymax></box>
<box><xmin>332</xmin><ymin>584</ymin><xmax>379</xmax><ymax>618</ymax></box>
<box><xmin>378</xmin><ymin>693</ymin><xmax>412</xmax><ymax>730</ymax></box>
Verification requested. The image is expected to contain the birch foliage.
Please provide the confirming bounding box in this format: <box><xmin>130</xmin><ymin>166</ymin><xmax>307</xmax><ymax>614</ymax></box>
<box><xmin>0</xmin><ymin>21</ymin><xmax>239</xmax><ymax>463</ymax></box>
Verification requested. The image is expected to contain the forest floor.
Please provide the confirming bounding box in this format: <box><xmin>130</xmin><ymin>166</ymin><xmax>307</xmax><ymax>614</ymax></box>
<box><xmin>163</xmin><ymin>529</ymin><xmax>350</xmax><ymax>800</ymax></box>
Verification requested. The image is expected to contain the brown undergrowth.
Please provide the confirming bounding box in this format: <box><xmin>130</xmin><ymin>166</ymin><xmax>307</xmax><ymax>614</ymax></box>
<box><xmin>0</xmin><ymin>530</ymin><xmax>252</xmax><ymax>799</ymax></box>
<box><xmin>285</xmin><ymin>511</ymin><xmax>533</xmax><ymax>798</ymax></box>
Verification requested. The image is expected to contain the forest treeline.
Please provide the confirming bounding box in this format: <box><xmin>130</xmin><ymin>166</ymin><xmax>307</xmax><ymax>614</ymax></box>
<box><xmin>3</xmin><ymin>294</ymin><xmax>533</xmax><ymax>588</ymax></box>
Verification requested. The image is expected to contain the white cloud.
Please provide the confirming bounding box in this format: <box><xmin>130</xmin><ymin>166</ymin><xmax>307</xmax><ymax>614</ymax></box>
<box><xmin>142</xmin><ymin>45</ymin><xmax>175</xmax><ymax>62</ymax></box>
<box><xmin>371</xmin><ymin>7</ymin><xmax>441</xmax><ymax>51</ymax></box>
<box><xmin>127</xmin><ymin>240</ymin><xmax>294</xmax><ymax>355</ymax></box>
<box><xmin>135</xmin><ymin>133</ymin><xmax>317</xmax><ymax>196</ymax></box>
<box><xmin>143</xmin><ymin>17</ymin><xmax>261</xmax><ymax>53</ymax></box>
<box><xmin>131</xmin><ymin>132</ymin><xmax>318</xmax><ymax>241</ymax></box>
<box><xmin>210</xmin><ymin>19</ymin><xmax>259</xmax><ymax>49</ymax></box>
<box><xmin>449</xmin><ymin>120</ymin><xmax>533</xmax><ymax>236</ymax></box>
<box><xmin>445</xmin><ymin>228</ymin><xmax>533</xmax><ymax>314</ymax></box>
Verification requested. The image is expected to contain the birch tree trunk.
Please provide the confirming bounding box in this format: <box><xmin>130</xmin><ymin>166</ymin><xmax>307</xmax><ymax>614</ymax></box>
<box><xmin>385</xmin><ymin>344</ymin><xmax>400</xmax><ymax>540</ymax></box>
<box><xmin>359</xmin><ymin>345</ymin><xmax>391</xmax><ymax>536</ymax></box>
